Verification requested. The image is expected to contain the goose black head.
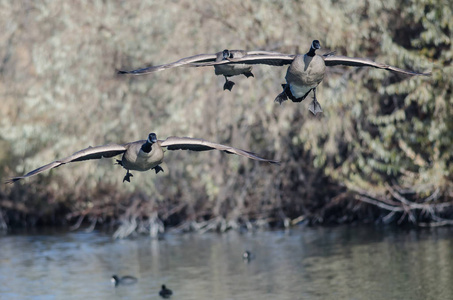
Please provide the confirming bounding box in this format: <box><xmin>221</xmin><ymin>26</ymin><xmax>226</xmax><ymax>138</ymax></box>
<box><xmin>222</xmin><ymin>49</ymin><xmax>231</xmax><ymax>60</ymax></box>
<box><xmin>142</xmin><ymin>133</ymin><xmax>157</xmax><ymax>153</ymax></box>
<box><xmin>148</xmin><ymin>133</ymin><xmax>158</xmax><ymax>144</ymax></box>
<box><xmin>307</xmin><ymin>40</ymin><xmax>321</xmax><ymax>57</ymax></box>
<box><xmin>312</xmin><ymin>40</ymin><xmax>321</xmax><ymax>50</ymax></box>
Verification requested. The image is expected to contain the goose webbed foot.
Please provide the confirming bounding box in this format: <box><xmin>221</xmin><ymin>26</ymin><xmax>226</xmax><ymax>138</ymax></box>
<box><xmin>223</xmin><ymin>76</ymin><xmax>235</xmax><ymax>91</ymax></box>
<box><xmin>153</xmin><ymin>165</ymin><xmax>164</xmax><ymax>174</ymax></box>
<box><xmin>243</xmin><ymin>71</ymin><xmax>254</xmax><ymax>78</ymax></box>
<box><xmin>123</xmin><ymin>170</ymin><xmax>133</xmax><ymax>183</ymax></box>
<box><xmin>274</xmin><ymin>84</ymin><xmax>289</xmax><ymax>104</ymax></box>
<box><xmin>308</xmin><ymin>100</ymin><xmax>323</xmax><ymax>115</ymax></box>
<box><xmin>275</xmin><ymin>92</ymin><xmax>288</xmax><ymax>104</ymax></box>
<box><xmin>308</xmin><ymin>89</ymin><xmax>323</xmax><ymax>115</ymax></box>
<box><xmin>116</xmin><ymin>159</ymin><xmax>123</xmax><ymax>166</ymax></box>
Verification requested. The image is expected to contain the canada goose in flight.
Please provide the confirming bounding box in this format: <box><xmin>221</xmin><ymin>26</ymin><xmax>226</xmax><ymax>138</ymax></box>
<box><xmin>118</xmin><ymin>50</ymin><xmax>283</xmax><ymax>91</ymax></box>
<box><xmin>159</xmin><ymin>284</ymin><xmax>173</xmax><ymax>298</ymax></box>
<box><xmin>111</xmin><ymin>275</ymin><xmax>138</xmax><ymax>287</ymax></box>
<box><xmin>5</xmin><ymin>133</ymin><xmax>278</xmax><ymax>184</ymax></box>
<box><xmin>192</xmin><ymin>40</ymin><xmax>431</xmax><ymax>114</ymax></box>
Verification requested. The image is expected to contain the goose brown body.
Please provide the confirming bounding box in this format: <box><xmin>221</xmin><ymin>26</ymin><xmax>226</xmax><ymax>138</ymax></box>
<box><xmin>121</xmin><ymin>140</ymin><xmax>164</xmax><ymax>172</ymax></box>
<box><xmin>285</xmin><ymin>54</ymin><xmax>326</xmax><ymax>100</ymax></box>
<box><xmin>214</xmin><ymin>50</ymin><xmax>252</xmax><ymax>77</ymax></box>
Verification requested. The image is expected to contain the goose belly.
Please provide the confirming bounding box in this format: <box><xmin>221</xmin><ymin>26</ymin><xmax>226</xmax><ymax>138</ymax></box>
<box><xmin>214</xmin><ymin>64</ymin><xmax>252</xmax><ymax>76</ymax></box>
<box><xmin>289</xmin><ymin>84</ymin><xmax>315</xmax><ymax>99</ymax></box>
<box><xmin>286</xmin><ymin>55</ymin><xmax>325</xmax><ymax>98</ymax></box>
<box><xmin>121</xmin><ymin>149</ymin><xmax>164</xmax><ymax>172</ymax></box>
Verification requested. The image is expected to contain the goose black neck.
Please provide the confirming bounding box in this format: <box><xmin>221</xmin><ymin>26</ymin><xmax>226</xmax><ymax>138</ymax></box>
<box><xmin>141</xmin><ymin>141</ymin><xmax>152</xmax><ymax>153</ymax></box>
<box><xmin>307</xmin><ymin>47</ymin><xmax>317</xmax><ymax>57</ymax></box>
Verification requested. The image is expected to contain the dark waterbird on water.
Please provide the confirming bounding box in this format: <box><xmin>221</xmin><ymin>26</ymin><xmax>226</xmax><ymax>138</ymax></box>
<box><xmin>5</xmin><ymin>133</ymin><xmax>278</xmax><ymax>184</ymax></box>
<box><xmin>159</xmin><ymin>284</ymin><xmax>173</xmax><ymax>298</ymax></box>
<box><xmin>192</xmin><ymin>40</ymin><xmax>431</xmax><ymax>115</ymax></box>
<box><xmin>243</xmin><ymin>250</ymin><xmax>254</xmax><ymax>262</ymax></box>
<box><xmin>111</xmin><ymin>275</ymin><xmax>138</xmax><ymax>286</ymax></box>
<box><xmin>118</xmin><ymin>49</ymin><xmax>284</xmax><ymax>91</ymax></box>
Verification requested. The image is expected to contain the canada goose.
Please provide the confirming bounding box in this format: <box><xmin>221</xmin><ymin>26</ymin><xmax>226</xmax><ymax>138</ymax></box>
<box><xmin>159</xmin><ymin>284</ymin><xmax>173</xmax><ymax>298</ymax></box>
<box><xmin>192</xmin><ymin>40</ymin><xmax>431</xmax><ymax>114</ymax></box>
<box><xmin>6</xmin><ymin>133</ymin><xmax>278</xmax><ymax>184</ymax></box>
<box><xmin>111</xmin><ymin>275</ymin><xmax>138</xmax><ymax>286</ymax></box>
<box><xmin>118</xmin><ymin>50</ymin><xmax>283</xmax><ymax>91</ymax></box>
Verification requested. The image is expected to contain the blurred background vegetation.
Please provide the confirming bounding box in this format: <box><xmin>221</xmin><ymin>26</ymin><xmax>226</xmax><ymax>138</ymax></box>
<box><xmin>0</xmin><ymin>0</ymin><xmax>451</xmax><ymax>236</ymax></box>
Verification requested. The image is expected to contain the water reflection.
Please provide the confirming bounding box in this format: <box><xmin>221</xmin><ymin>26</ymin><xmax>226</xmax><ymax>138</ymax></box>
<box><xmin>0</xmin><ymin>226</ymin><xmax>452</xmax><ymax>299</ymax></box>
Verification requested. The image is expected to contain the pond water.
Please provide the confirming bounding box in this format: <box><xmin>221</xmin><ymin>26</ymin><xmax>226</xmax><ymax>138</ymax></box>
<box><xmin>1</xmin><ymin>225</ymin><xmax>453</xmax><ymax>300</ymax></box>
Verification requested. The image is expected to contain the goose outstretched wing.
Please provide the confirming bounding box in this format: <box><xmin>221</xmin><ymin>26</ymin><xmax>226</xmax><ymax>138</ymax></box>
<box><xmin>6</xmin><ymin>144</ymin><xmax>127</xmax><ymax>183</ymax></box>
<box><xmin>191</xmin><ymin>53</ymin><xmax>296</xmax><ymax>67</ymax></box>
<box><xmin>159</xmin><ymin>137</ymin><xmax>279</xmax><ymax>164</ymax></box>
<box><xmin>117</xmin><ymin>53</ymin><xmax>219</xmax><ymax>75</ymax></box>
<box><xmin>323</xmin><ymin>55</ymin><xmax>431</xmax><ymax>76</ymax></box>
